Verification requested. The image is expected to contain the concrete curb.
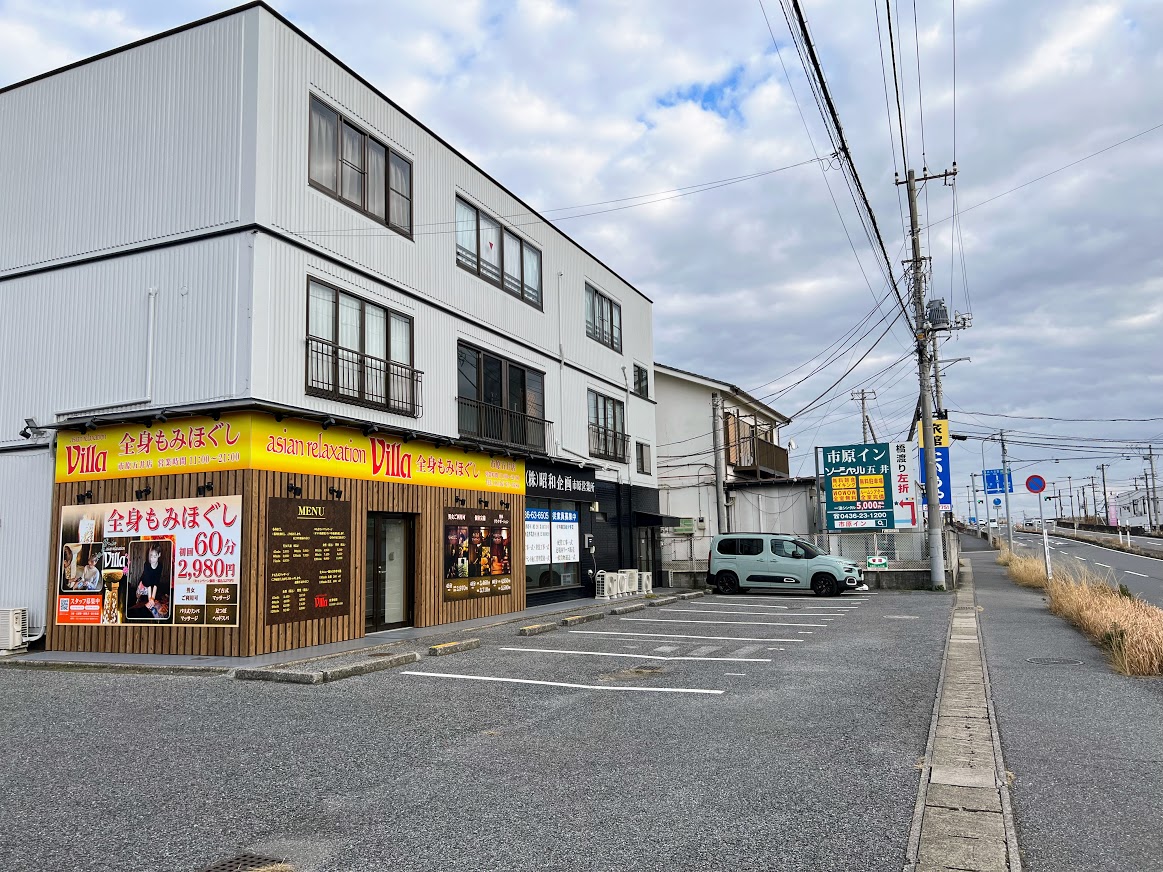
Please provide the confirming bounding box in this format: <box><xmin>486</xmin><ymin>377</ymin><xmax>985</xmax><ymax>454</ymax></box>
<box><xmin>676</xmin><ymin>591</ymin><xmax>706</xmax><ymax>600</ymax></box>
<box><xmin>232</xmin><ymin>667</ymin><xmax>323</xmax><ymax>685</ymax></box>
<box><xmin>428</xmin><ymin>638</ymin><xmax>481</xmax><ymax>657</ymax></box>
<box><xmin>645</xmin><ymin>596</ymin><xmax>678</xmax><ymax>607</ymax></box>
<box><xmin>609</xmin><ymin>603</ymin><xmax>646</xmax><ymax>615</ymax></box>
<box><xmin>231</xmin><ymin>651</ymin><xmax>422</xmax><ymax>684</ymax></box>
<box><xmin>517</xmin><ymin>623</ymin><xmax>558</xmax><ymax>636</ymax></box>
<box><xmin>559</xmin><ymin>613</ymin><xmax>605</xmax><ymax>627</ymax></box>
<box><xmin>0</xmin><ymin>660</ymin><xmax>231</xmax><ymax>676</ymax></box>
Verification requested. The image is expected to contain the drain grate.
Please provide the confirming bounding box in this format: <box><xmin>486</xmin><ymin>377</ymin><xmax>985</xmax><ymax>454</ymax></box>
<box><xmin>1026</xmin><ymin>657</ymin><xmax>1083</xmax><ymax>666</ymax></box>
<box><xmin>196</xmin><ymin>853</ymin><xmax>292</xmax><ymax>872</ymax></box>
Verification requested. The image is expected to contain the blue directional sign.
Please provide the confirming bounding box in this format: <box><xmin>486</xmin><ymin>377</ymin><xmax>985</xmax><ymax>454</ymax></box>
<box><xmin>918</xmin><ymin>446</ymin><xmax>953</xmax><ymax>511</ymax></box>
<box><xmin>983</xmin><ymin>468</ymin><xmax>1013</xmax><ymax>495</ymax></box>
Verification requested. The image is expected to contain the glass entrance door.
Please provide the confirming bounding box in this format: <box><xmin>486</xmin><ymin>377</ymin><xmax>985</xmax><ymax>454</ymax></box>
<box><xmin>366</xmin><ymin>514</ymin><xmax>413</xmax><ymax>631</ymax></box>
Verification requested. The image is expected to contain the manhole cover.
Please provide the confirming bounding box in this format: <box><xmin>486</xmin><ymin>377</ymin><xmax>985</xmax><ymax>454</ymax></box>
<box><xmin>196</xmin><ymin>853</ymin><xmax>291</xmax><ymax>872</ymax></box>
<box><xmin>1026</xmin><ymin>657</ymin><xmax>1083</xmax><ymax>666</ymax></box>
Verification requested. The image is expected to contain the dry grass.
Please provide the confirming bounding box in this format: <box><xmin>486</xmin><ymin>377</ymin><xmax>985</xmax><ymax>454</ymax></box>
<box><xmin>995</xmin><ymin>546</ymin><xmax>1014</xmax><ymax>567</ymax></box>
<box><xmin>1000</xmin><ymin>554</ymin><xmax>1163</xmax><ymax>676</ymax></box>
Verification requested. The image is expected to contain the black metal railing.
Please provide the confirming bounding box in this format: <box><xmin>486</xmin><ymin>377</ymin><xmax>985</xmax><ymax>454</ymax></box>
<box><xmin>306</xmin><ymin>337</ymin><xmax>423</xmax><ymax>417</ymax></box>
<box><xmin>588</xmin><ymin>423</ymin><xmax>630</xmax><ymax>463</ymax></box>
<box><xmin>458</xmin><ymin>397</ymin><xmax>550</xmax><ymax>453</ymax></box>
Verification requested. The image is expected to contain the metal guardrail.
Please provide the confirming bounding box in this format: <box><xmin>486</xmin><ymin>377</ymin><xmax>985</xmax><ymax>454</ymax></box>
<box><xmin>457</xmin><ymin>397</ymin><xmax>550</xmax><ymax>453</ymax></box>
<box><xmin>588</xmin><ymin>423</ymin><xmax>629</xmax><ymax>463</ymax></box>
<box><xmin>306</xmin><ymin>337</ymin><xmax>422</xmax><ymax>416</ymax></box>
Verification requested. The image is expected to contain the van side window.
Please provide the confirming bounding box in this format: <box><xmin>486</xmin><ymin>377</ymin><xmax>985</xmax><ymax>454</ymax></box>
<box><xmin>771</xmin><ymin>539</ymin><xmax>790</xmax><ymax>557</ymax></box>
<box><xmin>737</xmin><ymin>538</ymin><xmax>763</xmax><ymax>556</ymax></box>
<box><xmin>717</xmin><ymin>538</ymin><xmax>739</xmax><ymax>555</ymax></box>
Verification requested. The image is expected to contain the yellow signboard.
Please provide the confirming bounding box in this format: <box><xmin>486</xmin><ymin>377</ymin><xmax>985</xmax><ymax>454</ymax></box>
<box><xmin>56</xmin><ymin>413</ymin><xmax>525</xmax><ymax>494</ymax></box>
<box><xmin>917</xmin><ymin>417</ymin><xmax>949</xmax><ymax>448</ymax></box>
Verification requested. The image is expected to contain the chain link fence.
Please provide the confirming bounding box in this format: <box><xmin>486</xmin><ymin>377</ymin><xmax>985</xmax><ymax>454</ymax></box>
<box><xmin>806</xmin><ymin>530</ymin><xmax>959</xmax><ymax>570</ymax></box>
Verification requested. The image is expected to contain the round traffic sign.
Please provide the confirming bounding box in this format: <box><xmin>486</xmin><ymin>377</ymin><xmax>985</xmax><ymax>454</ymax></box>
<box><xmin>1025</xmin><ymin>474</ymin><xmax>1047</xmax><ymax>494</ymax></box>
<box><xmin>993</xmin><ymin>498</ymin><xmax>1002</xmax><ymax>506</ymax></box>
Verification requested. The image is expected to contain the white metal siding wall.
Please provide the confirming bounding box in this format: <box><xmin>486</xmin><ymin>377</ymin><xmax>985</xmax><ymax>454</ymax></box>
<box><xmin>0</xmin><ymin>235</ymin><xmax>249</xmax><ymax>443</ymax></box>
<box><xmin>0</xmin><ymin>13</ymin><xmax>252</xmax><ymax>273</ymax></box>
<box><xmin>251</xmin><ymin>9</ymin><xmax>655</xmax><ymax>466</ymax></box>
<box><xmin>0</xmin><ymin>448</ymin><xmax>54</xmax><ymax>632</ymax></box>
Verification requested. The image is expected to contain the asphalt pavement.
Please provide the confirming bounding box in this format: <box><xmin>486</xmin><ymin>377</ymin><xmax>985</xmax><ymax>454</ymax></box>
<box><xmin>963</xmin><ymin>536</ymin><xmax>1163</xmax><ymax>871</ymax></box>
<box><xmin>1009</xmin><ymin>529</ymin><xmax>1163</xmax><ymax>608</ymax></box>
<box><xmin>0</xmin><ymin>588</ymin><xmax>952</xmax><ymax>872</ymax></box>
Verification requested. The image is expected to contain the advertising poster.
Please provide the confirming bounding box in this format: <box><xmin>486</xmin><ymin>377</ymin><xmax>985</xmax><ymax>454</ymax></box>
<box><xmin>821</xmin><ymin>443</ymin><xmax>894</xmax><ymax>530</ymax></box>
<box><xmin>56</xmin><ymin>413</ymin><xmax>524</xmax><ymax>494</ymax></box>
<box><xmin>56</xmin><ymin>496</ymin><xmax>242</xmax><ymax>627</ymax></box>
<box><xmin>443</xmin><ymin>507</ymin><xmax>512</xmax><ymax>601</ymax></box>
<box><xmin>265</xmin><ymin>498</ymin><xmax>352</xmax><ymax>625</ymax></box>
<box><xmin>892</xmin><ymin>442</ymin><xmax>919</xmax><ymax>529</ymax></box>
<box><xmin>918</xmin><ymin>446</ymin><xmax>954</xmax><ymax>512</ymax></box>
<box><xmin>551</xmin><ymin>509</ymin><xmax>580</xmax><ymax>563</ymax></box>
<box><xmin>524</xmin><ymin>508</ymin><xmax>552</xmax><ymax>565</ymax></box>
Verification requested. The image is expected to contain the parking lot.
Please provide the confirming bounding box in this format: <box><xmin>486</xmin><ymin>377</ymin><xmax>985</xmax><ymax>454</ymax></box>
<box><xmin>1</xmin><ymin>588</ymin><xmax>953</xmax><ymax>872</ymax></box>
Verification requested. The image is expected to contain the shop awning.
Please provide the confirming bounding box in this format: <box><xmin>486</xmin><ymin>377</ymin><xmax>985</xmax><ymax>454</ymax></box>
<box><xmin>634</xmin><ymin>511</ymin><xmax>683</xmax><ymax>528</ymax></box>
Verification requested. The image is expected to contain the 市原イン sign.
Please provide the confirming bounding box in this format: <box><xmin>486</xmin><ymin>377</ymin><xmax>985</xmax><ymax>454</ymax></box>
<box><xmin>821</xmin><ymin>443</ymin><xmax>917</xmax><ymax>530</ymax></box>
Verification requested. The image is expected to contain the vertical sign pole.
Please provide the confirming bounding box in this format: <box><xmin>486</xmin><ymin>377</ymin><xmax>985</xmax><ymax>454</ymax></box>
<box><xmin>1039</xmin><ymin>492</ymin><xmax>1052</xmax><ymax>581</ymax></box>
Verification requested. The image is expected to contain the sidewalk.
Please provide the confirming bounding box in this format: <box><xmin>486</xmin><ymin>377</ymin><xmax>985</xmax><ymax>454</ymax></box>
<box><xmin>963</xmin><ymin>537</ymin><xmax>1163</xmax><ymax>871</ymax></box>
<box><xmin>1</xmin><ymin>591</ymin><xmax>665</xmax><ymax>674</ymax></box>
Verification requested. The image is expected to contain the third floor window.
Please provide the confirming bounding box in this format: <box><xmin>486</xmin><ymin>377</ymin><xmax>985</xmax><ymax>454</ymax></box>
<box><xmin>585</xmin><ymin>284</ymin><xmax>622</xmax><ymax>353</ymax></box>
<box><xmin>455</xmin><ymin>198</ymin><xmax>543</xmax><ymax>308</ymax></box>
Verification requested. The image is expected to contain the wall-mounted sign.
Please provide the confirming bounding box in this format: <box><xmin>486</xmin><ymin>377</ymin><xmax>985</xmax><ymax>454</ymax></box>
<box><xmin>552</xmin><ymin>509</ymin><xmax>580</xmax><ymax>563</ymax></box>
<box><xmin>56</xmin><ymin>496</ymin><xmax>241</xmax><ymax>627</ymax></box>
<box><xmin>443</xmin><ymin>507</ymin><xmax>512</xmax><ymax>601</ymax></box>
<box><xmin>918</xmin><ymin>446</ymin><xmax>954</xmax><ymax>512</ymax></box>
<box><xmin>524</xmin><ymin>461</ymin><xmax>597</xmax><ymax>500</ymax></box>
<box><xmin>916</xmin><ymin>416</ymin><xmax>950</xmax><ymax>448</ymax></box>
<box><xmin>822</xmin><ymin>443</ymin><xmax>918</xmax><ymax>530</ymax></box>
<box><xmin>524</xmin><ymin>508</ymin><xmax>552</xmax><ymax>565</ymax></box>
<box><xmin>265</xmin><ymin>498</ymin><xmax>351</xmax><ymax>625</ymax></box>
<box><xmin>56</xmin><ymin>413</ymin><xmax>525</xmax><ymax>494</ymax></box>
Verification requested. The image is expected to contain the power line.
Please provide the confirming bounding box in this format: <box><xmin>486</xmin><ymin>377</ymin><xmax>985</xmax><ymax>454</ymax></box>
<box><xmin>955</xmin><ymin>410</ymin><xmax>1163</xmax><ymax>423</ymax></box>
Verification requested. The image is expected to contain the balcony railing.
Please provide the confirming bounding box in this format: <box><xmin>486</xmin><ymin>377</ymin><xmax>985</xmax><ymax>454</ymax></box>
<box><xmin>588</xmin><ymin>423</ymin><xmax>630</xmax><ymax>463</ymax></box>
<box><xmin>458</xmin><ymin>397</ymin><xmax>550</xmax><ymax>453</ymax></box>
<box><xmin>306</xmin><ymin>337</ymin><xmax>423</xmax><ymax>417</ymax></box>
<box><xmin>732</xmin><ymin>435</ymin><xmax>789</xmax><ymax>478</ymax></box>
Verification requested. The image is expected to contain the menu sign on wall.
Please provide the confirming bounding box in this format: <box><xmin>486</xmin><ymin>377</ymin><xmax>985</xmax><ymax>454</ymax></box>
<box><xmin>443</xmin><ymin>507</ymin><xmax>512</xmax><ymax>601</ymax></box>
<box><xmin>56</xmin><ymin>496</ymin><xmax>241</xmax><ymax>627</ymax></box>
<box><xmin>266</xmin><ymin>498</ymin><xmax>352</xmax><ymax>625</ymax></box>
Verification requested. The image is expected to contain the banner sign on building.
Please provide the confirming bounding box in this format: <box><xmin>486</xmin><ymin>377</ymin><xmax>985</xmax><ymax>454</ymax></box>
<box><xmin>265</xmin><ymin>498</ymin><xmax>352</xmax><ymax>625</ymax></box>
<box><xmin>918</xmin><ymin>446</ymin><xmax>954</xmax><ymax>512</ymax></box>
<box><xmin>524</xmin><ymin>461</ymin><xmax>597</xmax><ymax>500</ymax></box>
<box><xmin>443</xmin><ymin>507</ymin><xmax>513</xmax><ymax>601</ymax></box>
<box><xmin>55</xmin><ymin>413</ymin><xmax>525</xmax><ymax>494</ymax></box>
<box><xmin>822</xmin><ymin>443</ymin><xmax>918</xmax><ymax>530</ymax></box>
<box><xmin>56</xmin><ymin>496</ymin><xmax>242</xmax><ymax>627</ymax></box>
<box><xmin>551</xmin><ymin>509</ymin><xmax>581</xmax><ymax>563</ymax></box>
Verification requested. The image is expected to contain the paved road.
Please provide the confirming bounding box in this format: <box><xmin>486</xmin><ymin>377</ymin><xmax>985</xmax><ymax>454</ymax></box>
<box><xmin>0</xmin><ymin>589</ymin><xmax>951</xmax><ymax>872</ymax></box>
<box><xmin>1016</xmin><ymin>525</ymin><xmax>1163</xmax><ymax>558</ymax></box>
<box><xmin>963</xmin><ymin>539</ymin><xmax>1163</xmax><ymax>871</ymax></box>
<box><xmin>1010</xmin><ymin>530</ymin><xmax>1163</xmax><ymax>608</ymax></box>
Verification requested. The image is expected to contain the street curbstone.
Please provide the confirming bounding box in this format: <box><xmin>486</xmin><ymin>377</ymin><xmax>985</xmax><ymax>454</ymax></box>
<box><xmin>676</xmin><ymin>591</ymin><xmax>705</xmax><ymax>600</ymax></box>
<box><xmin>320</xmin><ymin>651</ymin><xmax>420</xmax><ymax>681</ymax></box>
<box><xmin>609</xmin><ymin>603</ymin><xmax>646</xmax><ymax>615</ymax></box>
<box><xmin>231</xmin><ymin>667</ymin><xmax>324</xmax><ymax>685</ymax></box>
<box><xmin>428</xmin><ymin>638</ymin><xmax>481</xmax><ymax>657</ymax></box>
<box><xmin>517</xmin><ymin>623</ymin><xmax>558</xmax><ymax>636</ymax></box>
<box><xmin>646</xmin><ymin>596</ymin><xmax>678</xmax><ymax>607</ymax></box>
<box><xmin>559</xmin><ymin>613</ymin><xmax>605</xmax><ymax>627</ymax></box>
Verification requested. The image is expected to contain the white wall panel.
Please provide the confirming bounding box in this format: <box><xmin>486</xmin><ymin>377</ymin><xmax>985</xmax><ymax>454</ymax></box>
<box><xmin>0</xmin><ymin>448</ymin><xmax>55</xmax><ymax>632</ymax></box>
<box><xmin>0</xmin><ymin>236</ymin><xmax>248</xmax><ymax>444</ymax></box>
<box><xmin>0</xmin><ymin>12</ymin><xmax>253</xmax><ymax>273</ymax></box>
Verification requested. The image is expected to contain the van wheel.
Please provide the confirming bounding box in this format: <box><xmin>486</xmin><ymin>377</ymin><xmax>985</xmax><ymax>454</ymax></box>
<box><xmin>716</xmin><ymin>571</ymin><xmax>739</xmax><ymax>595</ymax></box>
<box><xmin>811</xmin><ymin>574</ymin><xmax>837</xmax><ymax>597</ymax></box>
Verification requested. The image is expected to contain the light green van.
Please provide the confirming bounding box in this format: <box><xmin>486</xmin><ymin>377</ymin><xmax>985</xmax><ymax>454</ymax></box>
<box><xmin>706</xmin><ymin>533</ymin><xmax>862</xmax><ymax>596</ymax></box>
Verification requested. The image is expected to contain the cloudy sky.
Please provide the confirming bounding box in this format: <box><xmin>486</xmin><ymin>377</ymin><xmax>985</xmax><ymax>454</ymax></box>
<box><xmin>3</xmin><ymin>0</ymin><xmax>1161</xmax><ymax>520</ymax></box>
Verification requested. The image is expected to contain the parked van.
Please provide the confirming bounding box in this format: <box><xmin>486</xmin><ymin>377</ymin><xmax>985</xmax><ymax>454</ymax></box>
<box><xmin>707</xmin><ymin>533</ymin><xmax>862</xmax><ymax>596</ymax></box>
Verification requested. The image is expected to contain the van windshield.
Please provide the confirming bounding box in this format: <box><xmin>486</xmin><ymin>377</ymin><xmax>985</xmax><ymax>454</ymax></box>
<box><xmin>794</xmin><ymin>539</ymin><xmax>821</xmax><ymax>558</ymax></box>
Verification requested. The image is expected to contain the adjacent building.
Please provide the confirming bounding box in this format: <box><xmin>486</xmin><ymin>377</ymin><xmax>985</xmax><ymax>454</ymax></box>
<box><xmin>0</xmin><ymin>2</ymin><xmax>662</xmax><ymax>656</ymax></box>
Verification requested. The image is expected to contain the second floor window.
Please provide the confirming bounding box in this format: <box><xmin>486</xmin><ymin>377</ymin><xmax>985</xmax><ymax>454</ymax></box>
<box><xmin>636</xmin><ymin>441</ymin><xmax>651</xmax><ymax>474</ymax></box>
<box><xmin>308</xmin><ymin>96</ymin><xmax>412</xmax><ymax>236</ymax></box>
<box><xmin>588</xmin><ymin>390</ymin><xmax>628</xmax><ymax>463</ymax></box>
<box><xmin>585</xmin><ymin>284</ymin><xmax>622</xmax><ymax>352</ymax></box>
<box><xmin>633</xmin><ymin>364</ymin><xmax>649</xmax><ymax>398</ymax></box>
<box><xmin>307</xmin><ymin>279</ymin><xmax>420</xmax><ymax>416</ymax></box>
<box><xmin>457</xmin><ymin>343</ymin><xmax>547</xmax><ymax>452</ymax></box>
<box><xmin>455</xmin><ymin>198</ymin><xmax>543</xmax><ymax>308</ymax></box>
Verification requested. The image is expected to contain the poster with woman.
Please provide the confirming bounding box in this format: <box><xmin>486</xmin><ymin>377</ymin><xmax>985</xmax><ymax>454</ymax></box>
<box><xmin>442</xmin><ymin>507</ymin><xmax>512</xmax><ymax>600</ymax></box>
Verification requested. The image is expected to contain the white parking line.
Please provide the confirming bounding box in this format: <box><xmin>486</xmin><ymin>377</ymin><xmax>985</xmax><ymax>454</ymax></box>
<box><xmin>686</xmin><ymin>645</ymin><xmax>722</xmax><ymax>657</ymax></box>
<box><xmin>570</xmin><ymin>630</ymin><xmax>805</xmax><ymax>643</ymax></box>
<box><xmin>652</xmin><ymin>645</ymin><xmax>679</xmax><ymax>653</ymax></box>
<box><xmin>724</xmin><ymin>673</ymin><xmax>747</xmax><ymax>677</ymax></box>
<box><xmin>497</xmin><ymin>647</ymin><xmax>771</xmax><ymax>663</ymax></box>
<box><xmin>661</xmin><ymin>607</ymin><xmax>838</xmax><ymax>619</ymax></box>
<box><xmin>401</xmin><ymin>671</ymin><xmax>725</xmax><ymax>695</ymax></box>
<box><xmin>1126</xmin><ymin>571</ymin><xmax>1147</xmax><ymax>577</ymax></box>
<box><xmin>728</xmin><ymin>645</ymin><xmax>764</xmax><ymax>658</ymax></box>
<box><xmin>623</xmin><ymin>617</ymin><xmax>828</xmax><ymax>628</ymax></box>
<box><xmin>692</xmin><ymin>602</ymin><xmax>858</xmax><ymax>611</ymax></box>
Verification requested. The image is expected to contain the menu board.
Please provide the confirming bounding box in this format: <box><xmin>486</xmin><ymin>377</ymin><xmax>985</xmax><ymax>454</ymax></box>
<box><xmin>443</xmin><ymin>507</ymin><xmax>512</xmax><ymax>601</ymax></box>
<box><xmin>56</xmin><ymin>496</ymin><xmax>241</xmax><ymax>628</ymax></box>
<box><xmin>266</xmin><ymin>497</ymin><xmax>351</xmax><ymax>624</ymax></box>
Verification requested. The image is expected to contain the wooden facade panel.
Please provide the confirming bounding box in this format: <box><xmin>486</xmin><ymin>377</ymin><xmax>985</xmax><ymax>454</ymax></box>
<box><xmin>48</xmin><ymin>466</ymin><xmax>526</xmax><ymax>657</ymax></box>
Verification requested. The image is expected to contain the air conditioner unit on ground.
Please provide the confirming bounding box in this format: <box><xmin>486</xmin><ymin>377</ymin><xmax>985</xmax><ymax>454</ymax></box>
<box><xmin>0</xmin><ymin>608</ymin><xmax>27</xmax><ymax>654</ymax></box>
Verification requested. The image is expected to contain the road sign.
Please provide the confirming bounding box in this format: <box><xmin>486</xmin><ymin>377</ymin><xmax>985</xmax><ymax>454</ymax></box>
<box><xmin>969</xmin><ymin>516</ymin><xmax>977</xmax><ymax>524</ymax></box>
<box><xmin>1025</xmin><ymin>474</ymin><xmax>1047</xmax><ymax>494</ymax></box>
<box><xmin>917</xmin><ymin>446</ymin><xmax>953</xmax><ymax>511</ymax></box>
<box><xmin>983</xmin><ymin>468</ymin><xmax>1013</xmax><ymax>494</ymax></box>
<box><xmin>993</xmin><ymin>498</ymin><xmax>1002</xmax><ymax>506</ymax></box>
<box><xmin>820</xmin><ymin>443</ymin><xmax>911</xmax><ymax>530</ymax></box>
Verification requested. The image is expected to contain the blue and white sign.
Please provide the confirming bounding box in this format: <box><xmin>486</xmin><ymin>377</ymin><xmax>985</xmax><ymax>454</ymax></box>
<box><xmin>918</xmin><ymin>446</ymin><xmax>953</xmax><ymax>511</ymax></box>
<box><xmin>983</xmin><ymin>468</ymin><xmax>1013</xmax><ymax>495</ymax></box>
<box><xmin>551</xmin><ymin>509</ymin><xmax>580</xmax><ymax>563</ymax></box>
<box><xmin>993</xmin><ymin>498</ymin><xmax>1002</xmax><ymax>507</ymax></box>
<box><xmin>524</xmin><ymin>508</ymin><xmax>552</xmax><ymax>565</ymax></box>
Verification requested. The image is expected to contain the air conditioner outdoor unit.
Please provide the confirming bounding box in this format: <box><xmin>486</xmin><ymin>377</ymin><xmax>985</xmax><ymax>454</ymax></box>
<box><xmin>0</xmin><ymin>608</ymin><xmax>26</xmax><ymax>654</ymax></box>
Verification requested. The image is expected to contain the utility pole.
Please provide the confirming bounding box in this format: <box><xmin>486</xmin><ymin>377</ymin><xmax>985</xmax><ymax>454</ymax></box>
<box><xmin>1000</xmin><ymin>429</ymin><xmax>1014</xmax><ymax>551</ymax></box>
<box><xmin>970</xmin><ymin>472</ymin><xmax>980</xmax><ymax>532</ymax></box>
<box><xmin>711</xmin><ymin>392</ymin><xmax>727</xmax><ymax>535</ymax></box>
<box><xmin>1067</xmin><ymin>474</ymin><xmax>1076</xmax><ymax>529</ymax></box>
<box><xmin>1148</xmin><ymin>446</ymin><xmax>1160</xmax><ymax>532</ymax></box>
<box><xmin>1089</xmin><ymin>476</ymin><xmax>1100</xmax><ymax>526</ymax></box>
<box><xmin>851</xmin><ymin>389</ymin><xmax>877</xmax><ymax>444</ymax></box>
<box><xmin>1097</xmin><ymin>463</ymin><xmax>1111</xmax><ymax>526</ymax></box>
<box><xmin>899</xmin><ymin>167</ymin><xmax>955</xmax><ymax>589</ymax></box>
